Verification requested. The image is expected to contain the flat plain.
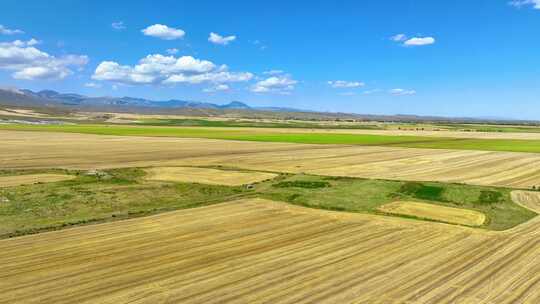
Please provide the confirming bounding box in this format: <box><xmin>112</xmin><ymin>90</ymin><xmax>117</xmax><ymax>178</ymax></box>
<box><xmin>5</xmin><ymin>123</ymin><xmax>540</xmax><ymax>153</ymax></box>
<box><xmin>2</xmin><ymin>127</ymin><xmax>540</xmax><ymax>303</ymax></box>
<box><xmin>1</xmin><ymin>198</ymin><xmax>539</xmax><ymax>304</ymax></box>
<box><xmin>3</xmin><ymin>130</ymin><xmax>540</xmax><ymax>188</ymax></box>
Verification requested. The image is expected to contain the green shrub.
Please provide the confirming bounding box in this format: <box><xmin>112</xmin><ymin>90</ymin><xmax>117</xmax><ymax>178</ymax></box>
<box><xmin>477</xmin><ymin>191</ymin><xmax>503</xmax><ymax>205</ymax></box>
<box><xmin>398</xmin><ymin>182</ymin><xmax>444</xmax><ymax>201</ymax></box>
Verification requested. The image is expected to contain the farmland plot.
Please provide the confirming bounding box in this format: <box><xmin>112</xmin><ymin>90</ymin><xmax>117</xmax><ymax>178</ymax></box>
<box><xmin>378</xmin><ymin>201</ymin><xmax>486</xmax><ymax>226</ymax></box>
<box><xmin>144</xmin><ymin>167</ymin><xmax>277</xmax><ymax>186</ymax></box>
<box><xmin>0</xmin><ymin>174</ymin><xmax>75</xmax><ymax>187</ymax></box>
<box><xmin>1</xmin><ymin>198</ymin><xmax>539</xmax><ymax>304</ymax></box>
<box><xmin>3</xmin><ymin>130</ymin><xmax>540</xmax><ymax>188</ymax></box>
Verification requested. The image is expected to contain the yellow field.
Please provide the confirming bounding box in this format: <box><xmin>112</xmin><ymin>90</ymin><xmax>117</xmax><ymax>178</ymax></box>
<box><xmin>378</xmin><ymin>201</ymin><xmax>486</xmax><ymax>226</ymax></box>
<box><xmin>0</xmin><ymin>174</ymin><xmax>75</xmax><ymax>187</ymax></box>
<box><xmin>144</xmin><ymin>167</ymin><xmax>278</xmax><ymax>186</ymax></box>
<box><xmin>0</xmin><ymin>198</ymin><xmax>538</xmax><ymax>304</ymax></box>
<box><xmin>3</xmin><ymin>130</ymin><xmax>540</xmax><ymax>188</ymax></box>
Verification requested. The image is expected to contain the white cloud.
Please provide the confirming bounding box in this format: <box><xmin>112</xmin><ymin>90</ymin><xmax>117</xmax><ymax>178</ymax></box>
<box><xmin>263</xmin><ymin>70</ymin><xmax>284</xmax><ymax>75</ymax></box>
<box><xmin>10</xmin><ymin>39</ymin><xmax>40</xmax><ymax>47</ymax></box>
<box><xmin>203</xmin><ymin>84</ymin><xmax>230</xmax><ymax>93</ymax></box>
<box><xmin>92</xmin><ymin>54</ymin><xmax>253</xmax><ymax>86</ymax></box>
<box><xmin>328</xmin><ymin>80</ymin><xmax>365</xmax><ymax>88</ymax></box>
<box><xmin>509</xmin><ymin>0</ymin><xmax>540</xmax><ymax>9</ymax></box>
<box><xmin>166</xmin><ymin>48</ymin><xmax>179</xmax><ymax>55</ymax></box>
<box><xmin>403</xmin><ymin>37</ymin><xmax>435</xmax><ymax>46</ymax></box>
<box><xmin>390</xmin><ymin>34</ymin><xmax>407</xmax><ymax>42</ymax></box>
<box><xmin>142</xmin><ymin>24</ymin><xmax>185</xmax><ymax>40</ymax></box>
<box><xmin>251</xmin><ymin>74</ymin><xmax>297</xmax><ymax>94</ymax></box>
<box><xmin>389</xmin><ymin>88</ymin><xmax>416</xmax><ymax>96</ymax></box>
<box><xmin>0</xmin><ymin>40</ymin><xmax>88</xmax><ymax>80</ymax></box>
<box><xmin>0</xmin><ymin>25</ymin><xmax>24</xmax><ymax>35</ymax></box>
<box><xmin>111</xmin><ymin>21</ymin><xmax>126</xmax><ymax>30</ymax></box>
<box><xmin>208</xmin><ymin>32</ymin><xmax>236</xmax><ymax>45</ymax></box>
<box><xmin>84</xmin><ymin>82</ymin><xmax>102</xmax><ymax>88</ymax></box>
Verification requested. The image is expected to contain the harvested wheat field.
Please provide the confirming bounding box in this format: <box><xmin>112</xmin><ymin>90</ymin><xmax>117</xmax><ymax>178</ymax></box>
<box><xmin>0</xmin><ymin>130</ymin><xmax>323</xmax><ymax>169</ymax></box>
<box><xmin>0</xmin><ymin>174</ymin><xmax>75</xmax><ymax>188</ymax></box>
<box><xmin>4</xmin><ymin>130</ymin><xmax>540</xmax><ymax>188</ymax></box>
<box><xmin>0</xmin><ymin>198</ymin><xmax>539</xmax><ymax>304</ymax></box>
<box><xmin>144</xmin><ymin>167</ymin><xmax>277</xmax><ymax>186</ymax></box>
<box><xmin>378</xmin><ymin>201</ymin><xmax>486</xmax><ymax>226</ymax></box>
<box><xmin>511</xmin><ymin>191</ymin><xmax>540</xmax><ymax>213</ymax></box>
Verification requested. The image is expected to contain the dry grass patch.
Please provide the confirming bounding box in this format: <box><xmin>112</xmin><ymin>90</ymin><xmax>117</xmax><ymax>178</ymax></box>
<box><xmin>144</xmin><ymin>166</ymin><xmax>278</xmax><ymax>186</ymax></box>
<box><xmin>378</xmin><ymin>201</ymin><xmax>486</xmax><ymax>226</ymax></box>
<box><xmin>0</xmin><ymin>174</ymin><xmax>75</xmax><ymax>187</ymax></box>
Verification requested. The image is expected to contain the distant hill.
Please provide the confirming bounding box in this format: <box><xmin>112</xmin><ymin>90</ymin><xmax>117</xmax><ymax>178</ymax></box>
<box><xmin>0</xmin><ymin>87</ymin><xmax>538</xmax><ymax>124</ymax></box>
<box><xmin>1</xmin><ymin>88</ymin><xmax>263</xmax><ymax>111</ymax></box>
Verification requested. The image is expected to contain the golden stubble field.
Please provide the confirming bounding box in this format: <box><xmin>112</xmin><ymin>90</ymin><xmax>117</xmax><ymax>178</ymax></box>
<box><xmin>378</xmin><ymin>201</ymin><xmax>487</xmax><ymax>226</ymax></box>
<box><xmin>3</xmin><ymin>130</ymin><xmax>540</xmax><ymax>188</ymax></box>
<box><xmin>144</xmin><ymin>167</ymin><xmax>278</xmax><ymax>186</ymax></box>
<box><xmin>0</xmin><ymin>174</ymin><xmax>75</xmax><ymax>187</ymax></box>
<box><xmin>1</xmin><ymin>198</ymin><xmax>539</xmax><ymax>304</ymax></box>
<box><xmin>512</xmin><ymin>191</ymin><xmax>540</xmax><ymax>213</ymax></box>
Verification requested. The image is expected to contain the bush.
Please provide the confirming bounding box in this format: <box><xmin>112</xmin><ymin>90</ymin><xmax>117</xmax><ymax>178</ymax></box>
<box><xmin>397</xmin><ymin>182</ymin><xmax>445</xmax><ymax>201</ymax></box>
<box><xmin>477</xmin><ymin>191</ymin><xmax>503</xmax><ymax>205</ymax></box>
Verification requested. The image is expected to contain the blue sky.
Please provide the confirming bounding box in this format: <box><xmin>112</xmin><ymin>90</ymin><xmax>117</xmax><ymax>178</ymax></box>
<box><xmin>0</xmin><ymin>0</ymin><xmax>539</xmax><ymax>119</ymax></box>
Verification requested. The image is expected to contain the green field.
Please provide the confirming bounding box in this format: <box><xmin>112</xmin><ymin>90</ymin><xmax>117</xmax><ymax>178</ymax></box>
<box><xmin>0</xmin><ymin>167</ymin><xmax>535</xmax><ymax>238</ymax></box>
<box><xmin>4</xmin><ymin>123</ymin><xmax>540</xmax><ymax>153</ymax></box>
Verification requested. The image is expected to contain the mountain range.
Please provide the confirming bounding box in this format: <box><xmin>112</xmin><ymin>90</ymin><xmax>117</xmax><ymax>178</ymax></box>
<box><xmin>0</xmin><ymin>87</ymin><xmax>300</xmax><ymax>112</ymax></box>
<box><xmin>0</xmin><ymin>87</ymin><xmax>536</xmax><ymax>124</ymax></box>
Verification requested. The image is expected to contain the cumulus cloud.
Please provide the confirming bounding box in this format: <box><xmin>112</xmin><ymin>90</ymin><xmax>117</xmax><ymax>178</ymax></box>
<box><xmin>389</xmin><ymin>88</ymin><xmax>416</xmax><ymax>96</ymax></box>
<box><xmin>166</xmin><ymin>48</ymin><xmax>179</xmax><ymax>55</ymax></box>
<box><xmin>509</xmin><ymin>0</ymin><xmax>540</xmax><ymax>9</ymax></box>
<box><xmin>390</xmin><ymin>34</ymin><xmax>407</xmax><ymax>42</ymax></box>
<box><xmin>328</xmin><ymin>80</ymin><xmax>365</xmax><ymax>88</ymax></box>
<box><xmin>403</xmin><ymin>37</ymin><xmax>435</xmax><ymax>46</ymax></box>
<box><xmin>0</xmin><ymin>40</ymin><xmax>88</xmax><ymax>80</ymax></box>
<box><xmin>208</xmin><ymin>32</ymin><xmax>236</xmax><ymax>45</ymax></box>
<box><xmin>92</xmin><ymin>53</ymin><xmax>253</xmax><ymax>86</ymax></box>
<box><xmin>10</xmin><ymin>39</ymin><xmax>40</xmax><ymax>47</ymax></box>
<box><xmin>203</xmin><ymin>84</ymin><xmax>230</xmax><ymax>93</ymax></box>
<box><xmin>251</xmin><ymin>74</ymin><xmax>297</xmax><ymax>94</ymax></box>
<box><xmin>0</xmin><ymin>25</ymin><xmax>24</xmax><ymax>35</ymax></box>
<box><xmin>142</xmin><ymin>24</ymin><xmax>185</xmax><ymax>40</ymax></box>
<box><xmin>111</xmin><ymin>21</ymin><xmax>126</xmax><ymax>30</ymax></box>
